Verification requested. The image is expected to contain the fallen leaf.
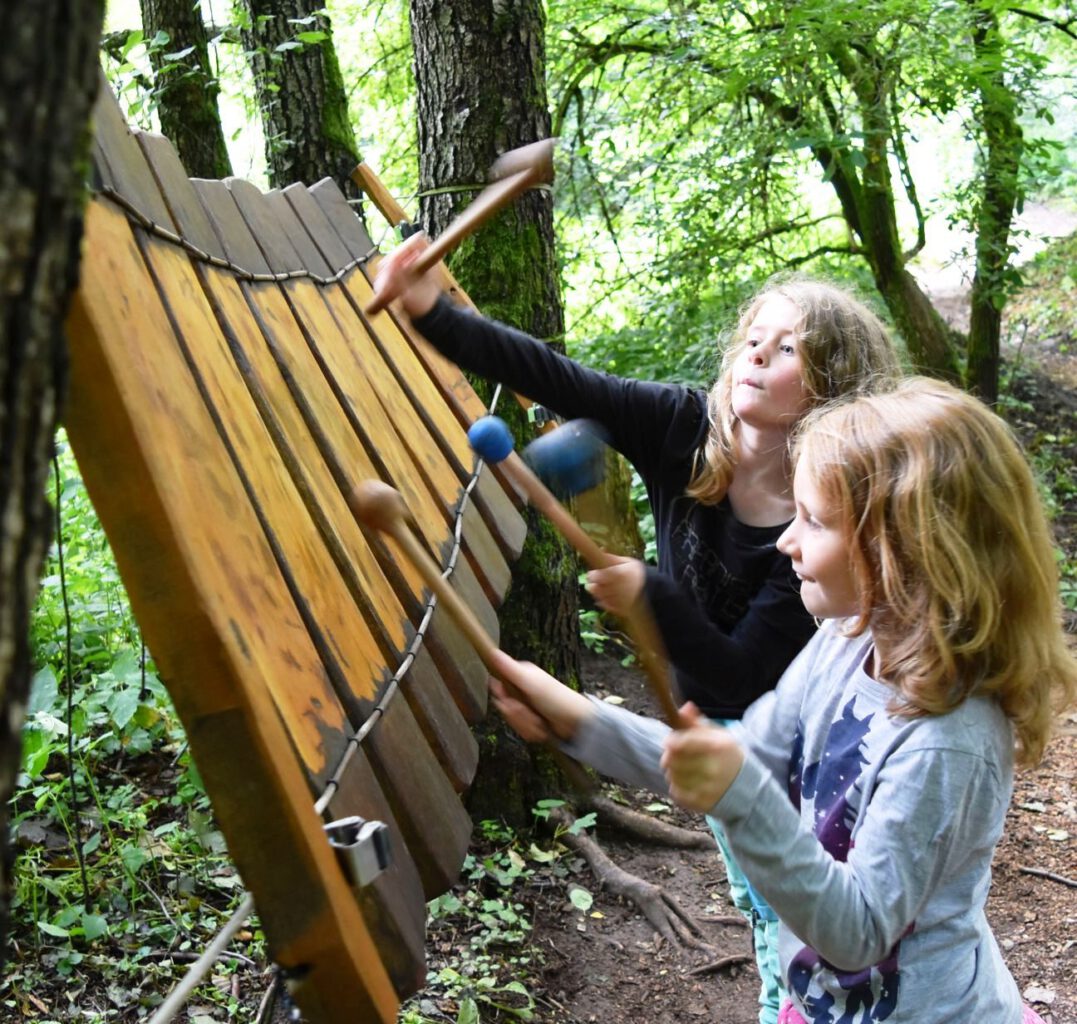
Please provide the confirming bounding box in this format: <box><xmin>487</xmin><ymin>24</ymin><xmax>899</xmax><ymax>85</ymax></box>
<box><xmin>1022</xmin><ymin>985</ymin><xmax>1055</xmax><ymax>1005</ymax></box>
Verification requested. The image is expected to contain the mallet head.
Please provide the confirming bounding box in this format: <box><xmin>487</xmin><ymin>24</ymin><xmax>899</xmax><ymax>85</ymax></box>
<box><xmin>488</xmin><ymin>138</ymin><xmax>556</xmax><ymax>186</ymax></box>
<box><xmin>350</xmin><ymin>480</ymin><xmax>411</xmax><ymax>533</ymax></box>
<box><xmin>523</xmin><ymin>420</ymin><xmax>609</xmax><ymax>499</ymax></box>
<box><xmin>468</xmin><ymin>416</ymin><xmax>516</xmax><ymax>463</ymax></box>
<box><xmin>468</xmin><ymin>415</ymin><xmax>608</xmax><ymax>500</ymax></box>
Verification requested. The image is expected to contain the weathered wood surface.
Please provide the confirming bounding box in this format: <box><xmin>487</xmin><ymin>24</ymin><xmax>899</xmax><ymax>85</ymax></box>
<box><xmin>64</xmin><ymin>84</ymin><xmax>526</xmax><ymax>1023</ymax></box>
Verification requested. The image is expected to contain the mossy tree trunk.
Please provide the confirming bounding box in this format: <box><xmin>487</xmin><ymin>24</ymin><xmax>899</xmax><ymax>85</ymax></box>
<box><xmin>410</xmin><ymin>0</ymin><xmax>582</xmax><ymax>826</ymax></box>
<box><xmin>139</xmin><ymin>0</ymin><xmax>232</xmax><ymax>179</ymax></box>
<box><xmin>0</xmin><ymin>0</ymin><xmax>104</xmax><ymax>963</ymax></box>
<box><xmin>966</xmin><ymin>2</ymin><xmax>1022</xmax><ymax>404</ymax></box>
<box><xmin>239</xmin><ymin>0</ymin><xmax>362</xmax><ymax>200</ymax></box>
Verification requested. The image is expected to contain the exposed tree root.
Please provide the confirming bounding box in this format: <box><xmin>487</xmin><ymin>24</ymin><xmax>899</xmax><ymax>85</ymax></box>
<box><xmin>581</xmin><ymin>790</ymin><xmax>716</xmax><ymax>849</ymax></box>
<box><xmin>688</xmin><ymin>952</ymin><xmax>754</xmax><ymax>977</ymax></box>
<box><xmin>548</xmin><ymin>807</ymin><xmax>744</xmax><ymax>951</ymax></box>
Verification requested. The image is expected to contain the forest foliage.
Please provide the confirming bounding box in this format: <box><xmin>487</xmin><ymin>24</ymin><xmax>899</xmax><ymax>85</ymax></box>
<box><xmin>5</xmin><ymin>0</ymin><xmax>1077</xmax><ymax>1019</ymax></box>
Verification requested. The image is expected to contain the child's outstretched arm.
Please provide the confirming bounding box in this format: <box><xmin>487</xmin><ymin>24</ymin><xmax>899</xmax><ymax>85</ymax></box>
<box><xmin>371</xmin><ymin>234</ymin><xmax>442</xmax><ymax>318</ymax></box>
<box><xmin>488</xmin><ymin>650</ymin><xmax>595</xmax><ymax>743</ymax></box>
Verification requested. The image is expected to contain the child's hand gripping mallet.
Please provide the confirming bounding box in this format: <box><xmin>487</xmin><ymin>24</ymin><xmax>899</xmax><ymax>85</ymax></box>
<box><xmin>468</xmin><ymin>417</ymin><xmax>687</xmax><ymax>730</ymax></box>
<box><xmin>348</xmin><ymin>480</ymin><xmax>594</xmax><ymax>789</ymax></box>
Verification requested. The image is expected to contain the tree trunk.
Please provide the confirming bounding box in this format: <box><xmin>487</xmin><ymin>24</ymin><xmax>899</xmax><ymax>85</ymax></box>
<box><xmin>807</xmin><ymin>67</ymin><xmax>962</xmax><ymax>381</ymax></box>
<box><xmin>410</xmin><ymin>0</ymin><xmax>582</xmax><ymax>826</ymax></box>
<box><xmin>760</xmin><ymin>71</ymin><xmax>963</xmax><ymax>381</ymax></box>
<box><xmin>857</xmin><ymin>136</ymin><xmax>961</xmax><ymax>380</ymax></box>
<box><xmin>139</xmin><ymin>0</ymin><xmax>232</xmax><ymax>178</ymax></box>
<box><xmin>0</xmin><ymin>0</ymin><xmax>104</xmax><ymax>965</ymax></box>
<box><xmin>966</xmin><ymin>3</ymin><xmax>1022</xmax><ymax>403</ymax></box>
<box><xmin>239</xmin><ymin>0</ymin><xmax>362</xmax><ymax>198</ymax></box>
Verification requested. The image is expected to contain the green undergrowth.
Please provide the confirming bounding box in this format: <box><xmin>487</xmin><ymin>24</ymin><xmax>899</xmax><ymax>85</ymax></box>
<box><xmin>398</xmin><ymin>806</ymin><xmax>597</xmax><ymax>1024</ymax></box>
<box><xmin>1000</xmin><ymin>230</ymin><xmax>1077</xmax><ymax>613</ymax></box>
<box><xmin>1004</xmin><ymin>229</ymin><xmax>1077</xmax><ymax>351</ymax></box>
<box><xmin>5</xmin><ymin>435</ymin><xmax>262</xmax><ymax>1021</ymax></box>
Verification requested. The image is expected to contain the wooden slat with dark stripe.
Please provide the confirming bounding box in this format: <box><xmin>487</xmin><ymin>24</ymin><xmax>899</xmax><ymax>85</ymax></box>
<box><xmin>285</xmin><ymin>182</ymin><xmax>526</xmax><ymax>563</ymax></box>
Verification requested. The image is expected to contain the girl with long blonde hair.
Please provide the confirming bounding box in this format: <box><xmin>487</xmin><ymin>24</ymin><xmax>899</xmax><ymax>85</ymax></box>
<box><xmin>490</xmin><ymin>377</ymin><xmax>1077</xmax><ymax>1023</ymax></box>
<box><xmin>373</xmin><ymin>245</ymin><xmax>900</xmax><ymax>1022</ymax></box>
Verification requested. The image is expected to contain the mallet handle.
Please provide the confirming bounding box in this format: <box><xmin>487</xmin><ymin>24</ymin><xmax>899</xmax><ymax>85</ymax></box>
<box><xmin>350</xmin><ymin>482</ymin><xmax>594</xmax><ymax>790</ymax></box>
<box><xmin>368</xmin><ymin>502</ymin><xmax>500</xmax><ymax>671</ymax></box>
<box><xmin>497</xmin><ymin>454</ymin><xmax>687</xmax><ymax>729</ymax></box>
<box><xmin>365</xmin><ymin>168</ymin><xmax>536</xmax><ymax>317</ymax></box>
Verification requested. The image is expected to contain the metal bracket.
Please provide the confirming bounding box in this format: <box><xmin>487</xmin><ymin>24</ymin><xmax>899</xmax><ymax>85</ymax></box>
<box><xmin>527</xmin><ymin>404</ymin><xmax>556</xmax><ymax>427</ymax></box>
<box><xmin>325</xmin><ymin>816</ymin><xmax>392</xmax><ymax>888</ymax></box>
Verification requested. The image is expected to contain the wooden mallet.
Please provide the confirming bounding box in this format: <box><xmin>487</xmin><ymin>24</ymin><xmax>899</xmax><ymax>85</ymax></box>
<box><xmin>349</xmin><ymin>480</ymin><xmax>499</xmax><ymax>672</ymax></box>
<box><xmin>468</xmin><ymin>417</ymin><xmax>687</xmax><ymax>730</ymax></box>
<box><xmin>364</xmin><ymin>139</ymin><xmax>556</xmax><ymax>316</ymax></box>
<box><xmin>349</xmin><ymin>479</ymin><xmax>594</xmax><ymax>788</ymax></box>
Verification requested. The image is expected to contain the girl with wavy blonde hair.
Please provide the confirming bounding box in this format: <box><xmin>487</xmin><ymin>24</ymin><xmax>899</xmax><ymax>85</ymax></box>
<box><xmin>374</xmin><ymin>249</ymin><xmax>903</xmax><ymax>1024</ymax></box>
<box><xmin>490</xmin><ymin>377</ymin><xmax>1076</xmax><ymax>1023</ymax></box>
<box><xmin>687</xmin><ymin>275</ymin><xmax>901</xmax><ymax>504</ymax></box>
<box><xmin>792</xmin><ymin>376</ymin><xmax>1075</xmax><ymax>766</ymax></box>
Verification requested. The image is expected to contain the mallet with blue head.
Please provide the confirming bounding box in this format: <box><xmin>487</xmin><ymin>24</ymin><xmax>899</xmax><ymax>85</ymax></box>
<box><xmin>468</xmin><ymin>416</ymin><xmax>685</xmax><ymax>729</ymax></box>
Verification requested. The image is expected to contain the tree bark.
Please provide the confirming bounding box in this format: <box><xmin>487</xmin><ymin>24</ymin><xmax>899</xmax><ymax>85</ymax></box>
<box><xmin>807</xmin><ymin>52</ymin><xmax>962</xmax><ymax>381</ymax></box>
<box><xmin>966</xmin><ymin>2</ymin><xmax>1022</xmax><ymax>403</ymax></box>
<box><xmin>239</xmin><ymin>0</ymin><xmax>361</xmax><ymax>198</ymax></box>
<box><xmin>139</xmin><ymin>0</ymin><xmax>232</xmax><ymax>178</ymax></box>
<box><xmin>410</xmin><ymin>0</ymin><xmax>581</xmax><ymax>825</ymax></box>
<box><xmin>0</xmin><ymin>0</ymin><xmax>104</xmax><ymax>965</ymax></box>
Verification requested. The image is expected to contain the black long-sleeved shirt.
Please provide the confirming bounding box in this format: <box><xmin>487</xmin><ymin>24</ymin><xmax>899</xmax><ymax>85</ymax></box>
<box><xmin>413</xmin><ymin>298</ymin><xmax>816</xmax><ymax>717</ymax></box>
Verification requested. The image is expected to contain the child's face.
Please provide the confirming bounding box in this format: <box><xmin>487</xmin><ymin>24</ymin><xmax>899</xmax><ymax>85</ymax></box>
<box><xmin>731</xmin><ymin>295</ymin><xmax>809</xmax><ymax>431</ymax></box>
<box><xmin>777</xmin><ymin>461</ymin><xmax>860</xmax><ymax>619</ymax></box>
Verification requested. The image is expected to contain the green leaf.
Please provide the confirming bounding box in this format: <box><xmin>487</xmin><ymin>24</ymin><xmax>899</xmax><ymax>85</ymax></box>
<box><xmin>38</xmin><ymin>920</ymin><xmax>71</xmax><ymax>938</ymax></box>
<box><xmin>81</xmin><ymin>912</ymin><xmax>109</xmax><ymax>940</ymax></box>
<box><xmin>28</xmin><ymin>667</ymin><xmax>59</xmax><ymax>715</ymax></box>
<box><xmin>120</xmin><ymin>29</ymin><xmax>143</xmax><ymax>59</ymax></box>
<box><xmin>296</xmin><ymin>31</ymin><xmax>329</xmax><ymax>44</ymax></box>
<box><xmin>108</xmin><ymin>688</ymin><xmax>139</xmax><ymax>730</ymax></box>
<box><xmin>567</xmin><ymin>812</ymin><xmax>597</xmax><ymax>835</ymax></box>
<box><xmin>119</xmin><ymin>843</ymin><xmax>149</xmax><ymax>875</ymax></box>
<box><xmin>20</xmin><ymin>731</ymin><xmax>52</xmax><ymax>778</ymax></box>
<box><xmin>457</xmin><ymin>997</ymin><xmax>480</xmax><ymax>1024</ymax></box>
<box><xmin>568</xmin><ymin>886</ymin><xmax>593</xmax><ymax>912</ymax></box>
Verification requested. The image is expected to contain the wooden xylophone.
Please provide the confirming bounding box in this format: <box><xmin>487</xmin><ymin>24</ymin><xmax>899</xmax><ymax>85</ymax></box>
<box><xmin>65</xmin><ymin>80</ymin><xmax>526</xmax><ymax>1023</ymax></box>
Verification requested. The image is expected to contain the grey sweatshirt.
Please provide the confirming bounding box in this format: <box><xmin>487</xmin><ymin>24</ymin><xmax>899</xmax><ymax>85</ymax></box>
<box><xmin>566</xmin><ymin>624</ymin><xmax>1023</xmax><ymax>1023</ymax></box>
